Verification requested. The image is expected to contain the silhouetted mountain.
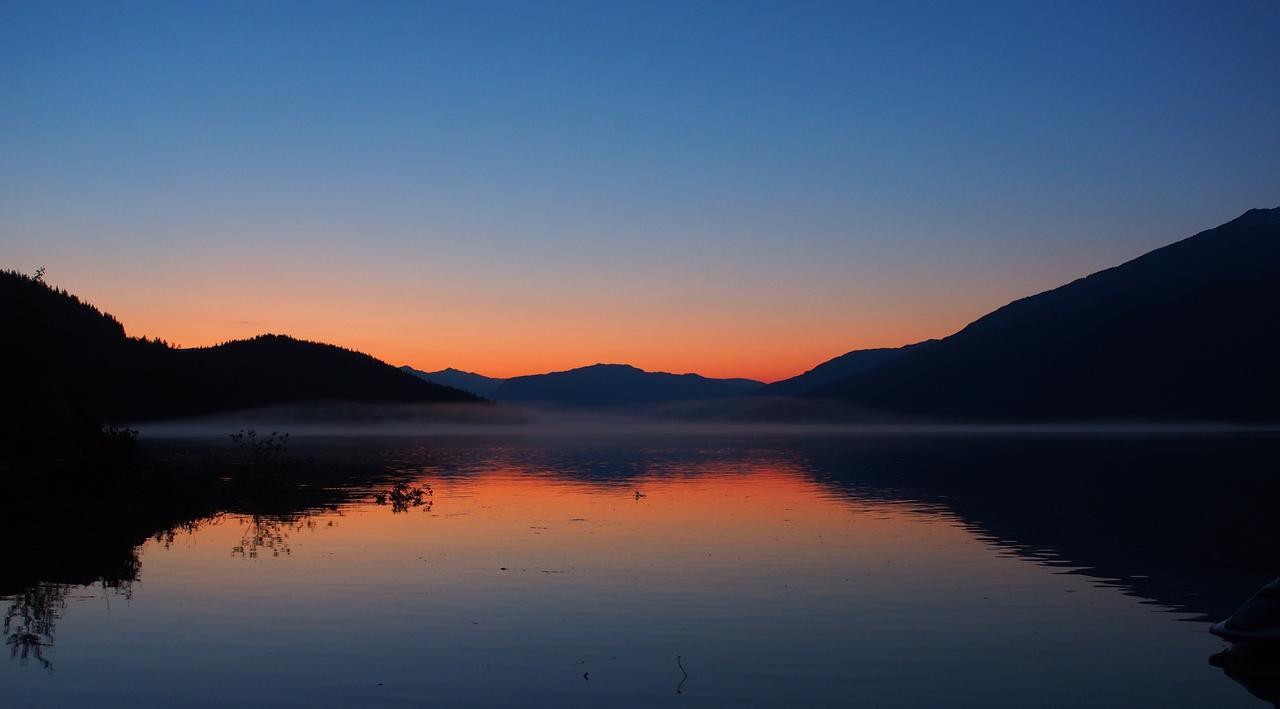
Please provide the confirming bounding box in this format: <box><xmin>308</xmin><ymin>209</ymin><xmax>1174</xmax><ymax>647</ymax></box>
<box><xmin>812</xmin><ymin>207</ymin><xmax>1280</xmax><ymax>420</ymax></box>
<box><xmin>759</xmin><ymin>340</ymin><xmax>936</xmax><ymax>396</ymax></box>
<box><xmin>401</xmin><ymin>366</ymin><xmax>504</xmax><ymax>397</ymax></box>
<box><xmin>0</xmin><ymin>270</ymin><xmax>480</xmax><ymax>427</ymax></box>
<box><xmin>165</xmin><ymin>335</ymin><xmax>479</xmax><ymax>416</ymax></box>
<box><xmin>492</xmin><ymin>363</ymin><xmax>763</xmax><ymax>406</ymax></box>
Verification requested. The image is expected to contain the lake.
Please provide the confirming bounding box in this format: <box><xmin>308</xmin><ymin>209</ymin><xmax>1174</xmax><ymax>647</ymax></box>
<box><xmin>4</xmin><ymin>432</ymin><xmax>1278</xmax><ymax>707</ymax></box>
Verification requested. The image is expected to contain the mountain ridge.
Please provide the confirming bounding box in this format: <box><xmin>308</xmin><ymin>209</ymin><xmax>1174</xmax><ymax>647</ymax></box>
<box><xmin>400</xmin><ymin>366</ymin><xmax>504</xmax><ymax>398</ymax></box>
<box><xmin>810</xmin><ymin>207</ymin><xmax>1280</xmax><ymax>420</ymax></box>
<box><xmin>492</xmin><ymin>363</ymin><xmax>763</xmax><ymax>407</ymax></box>
<box><xmin>1</xmin><ymin>270</ymin><xmax>480</xmax><ymax>423</ymax></box>
<box><xmin>759</xmin><ymin>340</ymin><xmax>937</xmax><ymax>396</ymax></box>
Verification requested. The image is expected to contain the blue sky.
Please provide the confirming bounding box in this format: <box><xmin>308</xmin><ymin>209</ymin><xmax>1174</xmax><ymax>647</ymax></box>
<box><xmin>3</xmin><ymin>1</ymin><xmax>1278</xmax><ymax>379</ymax></box>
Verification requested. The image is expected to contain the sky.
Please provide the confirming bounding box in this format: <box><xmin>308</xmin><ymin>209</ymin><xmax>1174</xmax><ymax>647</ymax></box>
<box><xmin>3</xmin><ymin>1</ymin><xmax>1279</xmax><ymax>382</ymax></box>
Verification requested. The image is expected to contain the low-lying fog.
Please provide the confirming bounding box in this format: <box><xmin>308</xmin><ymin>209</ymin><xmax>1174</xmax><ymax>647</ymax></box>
<box><xmin>133</xmin><ymin>399</ymin><xmax>1280</xmax><ymax>438</ymax></box>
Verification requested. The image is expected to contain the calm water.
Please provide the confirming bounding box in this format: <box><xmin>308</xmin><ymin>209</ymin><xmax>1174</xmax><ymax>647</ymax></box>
<box><xmin>5</xmin><ymin>433</ymin><xmax>1279</xmax><ymax>707</ymax></box>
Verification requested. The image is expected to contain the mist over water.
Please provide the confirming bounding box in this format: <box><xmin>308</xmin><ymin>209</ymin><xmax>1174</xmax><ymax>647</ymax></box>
<box><xmin>132</xmin><ymin>401</ymin><xmax>1280</xmax><ymax>439</ymax></box>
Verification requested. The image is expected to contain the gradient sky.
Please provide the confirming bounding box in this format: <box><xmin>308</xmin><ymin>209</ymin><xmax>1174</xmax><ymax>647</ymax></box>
<box><xmin>3</xmin><ymin>1</ymin><xmax>1279</xmax><ymax>381</ymax></box>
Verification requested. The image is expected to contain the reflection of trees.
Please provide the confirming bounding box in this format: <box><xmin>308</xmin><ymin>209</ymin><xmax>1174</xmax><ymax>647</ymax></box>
<box><xmin>374</xmin><ymin>480</ymin><xmax>433</xmax><ymax>514</ymax></box>
<box><xmin>0</xmin><ymin>508</ymin><xmax>336</xmax><ymax>672</ymax></box>
<box><xmin>152</xmin><ymin>509</ymin><xmax>337</xmax><ymax>560</ymax></box>
<box><xmin>151</xmin><ymin>517</ymin><xmax>214</xmax><ymax>550</ymax></box>
<box><xmin>4</xmin><ymin>584</ymin><xmax>68</xmax><ymax>670</ymax></box>
<box><xmin>2</xmin><ymin>517</ymin><xmax>151</xmax><ymax>672</ymax></box>
<box><xmin>231</xmin><ymin>515</ymin><xmax>321</xmax><ymax>559</ymax></box>
<box><xmin>0</xmin><ymin>431</ymin><xmax>407</xmax><ymax>672</ymax></box>
<box><xmin>1</xmin><ymin>508</ymin><xmax>150</xmax><ymax>671</ymax></box>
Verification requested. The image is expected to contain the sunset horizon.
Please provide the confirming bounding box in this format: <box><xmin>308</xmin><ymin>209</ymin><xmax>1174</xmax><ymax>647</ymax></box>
<box><xmin>7</xmin><ymin>4</ymin><xmax>1277</xmax><ymax>385</ymax></box>
<box><xmin>5</xmin><ymin>3</ymin><xmax>1280</xmax><ymax>707</ymax></box>
<box><xmin>20</xmin><ymin>202</ymin><xmax>1273</xmax><ymax>383</ymax></box>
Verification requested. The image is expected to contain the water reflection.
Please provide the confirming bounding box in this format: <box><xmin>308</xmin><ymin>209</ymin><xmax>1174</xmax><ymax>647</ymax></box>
<box><xmin>794</xmin><ymin>434</ymin><xmax>1280</xmax><ymax>620</ymax></box>
<box><xmin>1</xmin><ymin>433</ymin><xmax>1276</xmax><ymax>707</ymax></box>
<box><xmin>373</xmin><ymin>480</ymin><xmax>434</xmax><ymax>514</ymax></box>
<box><xmin>233</xmin><ymin>515</ymin><xmax>313</xmax><ymax>559</ymax></box>
<box><xmin>1212</xmin><ymin>644</ymin><xmax>1280</xmax><ymax>706</ymax></box>
<box><xmin>4</xmin><ymin>584</ymin><xmax>68</xmax><ymax>670</ymax></box>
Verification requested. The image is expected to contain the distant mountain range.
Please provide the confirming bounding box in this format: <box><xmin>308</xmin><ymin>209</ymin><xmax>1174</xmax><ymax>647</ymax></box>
<box><xmin>399</xmin><ymin>207</ymin><xmax>1280</xmax><ymax>421</ymax></box>
<box><xmin>494</xmin><ymin>364</ymin><xmax>761</xmax><ymax>406</ymax></box>
<box><xmin>401</xmin><ymin>366</ymin><xmax>504</xmax><ymax>398</ymax></box>
<box><xmin>9</xmin><ymin>207</ymin><xmax>1277</xmax><ymax>425</ymax></box>
<box><xmin>809</xmin><ymin>207</ymin><xmax>1280</xmax><ymax>420</ymax></box>
<box><xmin>404</xmin><ymin>362</ymin><xmax>763</xmax><ymax>406</ymax></box>
<box><xmin>2</xmin><ymin>270</ymin><xmax>479</xmax><ymax>423</ymax></box>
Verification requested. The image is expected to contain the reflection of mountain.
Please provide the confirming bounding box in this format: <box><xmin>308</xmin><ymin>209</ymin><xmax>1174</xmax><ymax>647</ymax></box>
<box><xmin>0</xmin><ymin>435</ymin><xmax>451</xmax><ymax>596</ymax></box>
<box><xmin>1211</xmin><ymin>643</ymin><xmax>1280</xmax><ymax>706</ymax></box>
<box><xmin>382</xmin><ymin>433</ymin><xmax>1280</xmax><ymax>620</ymax></box>
<box><xmin>298</xmin><ymin>433</ymin><xmax>1280</xmax><ymax>623</ymax></box>
<box><xmin>1</xmin><ymin>502</ymin><xmax>188</xmax><ymax>669</ymax></box>
<box><xmin>0</xmin><ymin>440</ymin><xmax>409</xmax><ymax>668</ymax></box>
<box><xmin>811</xmin><ymin>208</ymin><xmax>1280</xmax><ymax>420</ymax></box>
<box><xmin>795</xmin><ymin>434</ymin><xmax>1280</xmax><ymax>620</ymax></box>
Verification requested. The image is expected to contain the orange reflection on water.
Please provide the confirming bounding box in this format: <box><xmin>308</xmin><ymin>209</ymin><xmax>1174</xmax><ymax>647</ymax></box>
<box><xmin>140</xmin><ymin>457</ymin><xmax>988</xmax><ymax>589</ymax></box>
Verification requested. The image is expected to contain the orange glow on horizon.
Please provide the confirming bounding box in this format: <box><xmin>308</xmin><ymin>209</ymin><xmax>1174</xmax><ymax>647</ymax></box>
<box><xmin>90</xmin><ymin>286</ymin><xmax>965</xmax><ymax>383</ymax></box>
<box><xmin>131</xmin><ymin>318</ymin><xmax>946</xmax><ymax>384</ymax></box>
<box><xmin>39</xmin><ymin>256</ymin><xmax>1005</xmax><ymax>383</ymax></box>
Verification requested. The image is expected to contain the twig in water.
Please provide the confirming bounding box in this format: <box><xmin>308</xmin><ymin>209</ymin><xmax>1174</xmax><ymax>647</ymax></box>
<box><xmin>676</xmin><ymin>655</ymin><xmax>688</xmax><ymax>694</ymax></box>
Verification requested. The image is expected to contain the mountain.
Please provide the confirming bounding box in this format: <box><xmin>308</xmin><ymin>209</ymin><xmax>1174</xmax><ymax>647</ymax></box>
<box><xmin>759</xmin><ymin>340</ymin><xmax>936</xmax><ymax>396</ymax></box>
<box><xmin>492</xmin><ymin>363</ymin><xmax>763</xmax><ymax>406</ymax></box>
<box><xmin>811</xmin><ymin>207</ymin><xmax>1280</xmax><ymax>421</ymax></box>
<box><xmin>400</xmin><ymin>366</ymin><xmax>504</xmax><ymax>398</ymax></box>
<box><xmin>1</xmin><ymin>270</ymin><xmax>480</xmax><ymax>424</ymax></box>
<box><xmin>164</xmin><ymin>335</ymin><xmax>479</xmax><ymax>417</ymax></box>
<box><xmin>401</xmin><ymin>362</ymin><xmax>766</xmax><ymax>406</ymax></box>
